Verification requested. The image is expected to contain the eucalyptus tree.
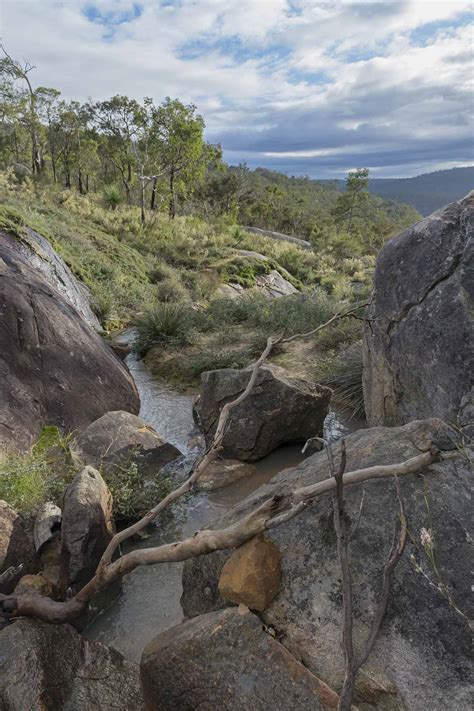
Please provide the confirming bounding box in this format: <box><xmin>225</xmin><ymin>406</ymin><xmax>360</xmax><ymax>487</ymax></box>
<box><xmin>333</xmin><ymin>168</ymin><xmax>370</xmax><ymax>232</ymax></box>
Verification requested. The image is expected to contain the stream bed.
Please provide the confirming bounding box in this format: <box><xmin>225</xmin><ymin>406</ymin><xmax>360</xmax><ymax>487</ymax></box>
<box><xmin>85</xmin><ymin>351</ymin><xmax>365</xmax><ymax>662</ymax></box>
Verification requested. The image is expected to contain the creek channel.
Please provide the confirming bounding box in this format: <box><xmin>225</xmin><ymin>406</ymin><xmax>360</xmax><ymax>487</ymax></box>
<box><xmin>85</xmin><ymin>350</ymin><xmax>365</xmax><ymax>662</ymax></box>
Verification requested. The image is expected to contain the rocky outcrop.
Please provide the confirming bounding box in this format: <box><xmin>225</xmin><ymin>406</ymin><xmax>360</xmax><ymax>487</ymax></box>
<box><xmin>140</xmin><ymin>607</ymin><xmax>339</xmax><ymax>710</ymax></box>
<box><xmin>60</xmin><ymin>467</ymin><xmax>114</xmax><ymax>591</ymax></box>
<box><xmin>218</xmin><ymin>534</ymin><xmax>281</xmax><ymax>611</ymax></box>
<box><xmin>194</xmin><ymin>365</ymin><xmax>331</xmax><ymax>461</ymax></box>
<box><xmin>0</xmin><ymin>226</ymin><xmax>101</xmax><ymax>330</ymax></box>
<box><xmin>0</xmin><ymin>619</ymin><xmax>143</xmax><ymax>710</ymax></box>
<box><xmin>0</xmin><ymin>501</ymin><xmax>39</xmax><ymax>593</ymax></box>
<box><xmin>0</xmin><ymin>239</ymin><xmax>139</xmax><ymax>450</ymax></box>
<box><xmin>363</xmin><ymin>192</ymin><xmax>474</xmax><ymax>429</ymax></box>
<box><xmin>181</xmin><ymin>420</ymin><xmax>473</xmax><ymax>709</ymax></box>
<box><xmin>71</xmin><ymin>410</ymin><xmax>181</xmax><ymax>475</ymax></box>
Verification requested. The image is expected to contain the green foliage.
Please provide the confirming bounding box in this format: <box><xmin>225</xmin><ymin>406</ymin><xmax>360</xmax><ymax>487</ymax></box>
<box><xmin>106</xmin><ymin>461</ymin><xmax>172</xmax><ymax>522</ymax></box>
<box><xmin>0</xmin><ymin>427</ymin><xmax>75</xmax><ymax>515</ymax></box>
<box><xmin>318</xmin><ymin>342</ymin><xmax>365</xmax><ymax>419</ymax></box>
<box><xmin>135</xmin><ymin>302</ymin><xmax>195</xmax><ymax>353</ymax></box>
<box><xmin>103</xmin><ymin>184</ymin><xmax>122</xmax><ymax>210</ymax></box>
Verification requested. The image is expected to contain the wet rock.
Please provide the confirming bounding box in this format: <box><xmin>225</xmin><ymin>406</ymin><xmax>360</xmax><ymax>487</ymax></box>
<box><xmin>33</xmin><ymin>501</ymin><xmax>61</xmax><ymax>553</ymax></box>
<box><xmin>194</xmin><ymin>365</ymin><xmax>331</xmax><ymax>461</ymax></box>
<box><xmin>181</xmin><ymin>420</ymin><xmax>473</xmax><ymax>709</ymax></box>
<box><xmin>0</xmin><ymin>501</ymin><xmax>39</xmax><ymax>593</ymax></box>
<box><xmin>60</xmin><ymin>467</ymin><xmax>114</xmax><ymax>592</ymax></box>
<box><xmin>140</xmin><ymin>607</ymin><xmax>338</xmax><ymax>710</ymax></box>
<box><xmin>0</xmin><ymin>618</ymin><xmax>143</xmax><ymax>710</ymax></box>
<box><xmin>198</xmin><ymin>458</ymin><xmax>257</xmax><ymax>490</ymax></box>
<box><xmin>70</xmin><ymin>410</ymin><xmax>181</xmax><ymax>476</ymax></box>
<box><xmin>363</xmin><ymin>192</ymin><xmax>474</xmax><ymax>429</ymax></box>
<box><xmin>218</xmin><ymin>534</ymin><xmax>281</xmax><ymax>611</ymax></box>
<box><xmin>0</xmin><ymin>238</ymin><xmax>139</xmax><ymax>450</ymax></box>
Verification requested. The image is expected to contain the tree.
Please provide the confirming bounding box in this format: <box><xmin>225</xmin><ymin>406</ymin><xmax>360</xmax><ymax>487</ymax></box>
<box><xmin>91</xmin><ymin>95</ymin><xmax>140</xmax><ymax>204</ymax></box>
<box><xmin>0</xmin><ymin>45</ymin><xmax>43</xmax><ymax>176</ymax></box>
<box><xmin>154</xmin><ymin>98</ymin><xmax>205</xmax><ymax>218</ymax></box>
<box><xmin>333</xmin><ymin>168</ymin><xmax>370</xmax><ymax>232</ymax></box>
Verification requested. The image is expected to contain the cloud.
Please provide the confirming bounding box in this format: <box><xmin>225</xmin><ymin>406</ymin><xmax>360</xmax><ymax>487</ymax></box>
<box><xmin>0</xmin><ymin>0</ymin><xmax>472</xmax><ymax>177</ymax></box>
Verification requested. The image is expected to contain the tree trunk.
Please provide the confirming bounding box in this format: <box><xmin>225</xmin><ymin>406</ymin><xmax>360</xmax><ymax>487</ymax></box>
<box><xmin>78</xmin><ymin>170</ymin><xmax>84</xmax><ymax>195</ymax></box>
<box><xmin>169</xmin><ymin>169</ymin><xmax>176</xmax><ymax>219</ymax></box>
<box><xmin>141</xmin><ymin>181</ymin><xmax>146</xmax><ymax>224</ymax></box>
<box><xmin>150</xmin><ymin>176</ymin><xmax>158</xmax><ymax>210</ymax></box>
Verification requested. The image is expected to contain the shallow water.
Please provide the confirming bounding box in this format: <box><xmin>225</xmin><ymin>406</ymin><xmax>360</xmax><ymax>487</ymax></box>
<box><xmin>85</xmin><ymin>349</ymin><xmax>365</xmax><ymax>661</ymax></box>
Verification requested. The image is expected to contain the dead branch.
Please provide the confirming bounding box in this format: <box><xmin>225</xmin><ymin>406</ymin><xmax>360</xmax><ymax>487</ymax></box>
<box><xmin>0</xmin><ymin>447</ymin><xmax>450</xmax><ymax>624</ymax></box>
<box><xmin>332</xmin><ymin>447</ymin><xmax>408</xmax><ymax>710</ymax></box>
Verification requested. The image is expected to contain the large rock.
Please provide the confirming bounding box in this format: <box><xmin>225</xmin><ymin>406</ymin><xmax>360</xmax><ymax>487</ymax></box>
<box><xmin>0</xmin><ymin>236</ymin><xmax>139</xmax><ymax>449</ymax></box>
<box><xmin>140</xmin><ymin>607</ymin><xmax>340</xmax><ymax>710</ymax></box>
<box><xmin>0</xmin><ymin>618</ymin><xmax>143</xmax><ymax>710</ymax></box>
<box><xmin>0</xmin><ymin>226</ymin><xmax>100</xmax><ymax>329</ymax></box>
<box><xmin>194</xmin><ymin>365</ymin><xmax>331</xmax><ymax>461</ymax></box>
<box><xmin>71</xmin><ymin>410</ymin><xmax>181</xmax><ymax>475</ymax></box>
<box><xmin>197</xmin><ymin>458</ymin><xmax>257</xmax><ymax>490</ymax></box>
<box><xmin>0</xmin><ymin>501</ymin><xmax>39</xmax><ymax>593</ymax></box>
<box><xmin>181</xmin><ymin>420</ymin><xmax>473</xmax><ymax>709</ymax></box>
<box><xmin>60</xmin><ymin>467</ymin><xmax>114</xmax><ymax>591</ymax></box>
<box><xmin>363</xmin><ymin>192</ymin><xmax>473</xmax><ymax>428</ymax></box>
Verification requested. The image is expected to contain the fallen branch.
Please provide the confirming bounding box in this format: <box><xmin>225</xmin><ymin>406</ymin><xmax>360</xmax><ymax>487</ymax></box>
<box><xmin>332</xmin><ymin>442</ymin><xmax>408</xmax><ymax>711</ymax></box>
<box><xmin>0</xmin><ymin>447</ymin><xmax>449</xmax><ymax>623</ymax></box>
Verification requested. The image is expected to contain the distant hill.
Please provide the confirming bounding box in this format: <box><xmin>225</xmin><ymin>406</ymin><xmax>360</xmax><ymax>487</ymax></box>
<box><xmin>327</xmin><ymin>167</ymin><xmax>473</xmax><ymax>215</ymax></box>
<box><xmin>367</xmin><ymin>167</ymin><xmax>474</xmax><ymax>216</ymax></box>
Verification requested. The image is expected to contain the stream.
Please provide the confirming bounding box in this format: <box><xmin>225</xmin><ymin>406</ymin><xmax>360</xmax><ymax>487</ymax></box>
<box><xmin>85</xmin><ymin>351</ymin><xmax>365</xmax><ymax>662</ymax></box>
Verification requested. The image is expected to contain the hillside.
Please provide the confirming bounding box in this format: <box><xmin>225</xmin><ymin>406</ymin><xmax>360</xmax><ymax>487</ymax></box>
<box><xmin>325</xmin><ymin>167</ymin><xmax>474</xmax><ymax>216</ymax></box>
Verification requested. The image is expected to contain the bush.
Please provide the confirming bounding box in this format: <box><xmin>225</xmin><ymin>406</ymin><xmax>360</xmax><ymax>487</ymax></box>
<box><xmin>0</xmin><ymin>427</ymin><xmax>75</xmax><ymax>515</ymax></box>
<box><xmin>106</xmin><ymin>461</ymin><xmax>172</xmax><ymax>521</ymax></box>
<box><xmin>134</xmin><ymin>302</ymin><xmax>194</xmax><ymax>354</ymax></box>
<box><xmin>322</xmin><ymin>342</ymin><xmax>365</xmax><ymax>419</ymax></box>
<box><xmin>103</xmin><ymin>185</ymin><xmax>122</xmax><ymax>210</ymax></box>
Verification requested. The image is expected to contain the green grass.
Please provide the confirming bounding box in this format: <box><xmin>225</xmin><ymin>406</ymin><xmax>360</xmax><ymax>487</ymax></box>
<box><xmin>0</xmin><ymin>427</ymin><xmax>75</xmax><ymax>516</ymax></box>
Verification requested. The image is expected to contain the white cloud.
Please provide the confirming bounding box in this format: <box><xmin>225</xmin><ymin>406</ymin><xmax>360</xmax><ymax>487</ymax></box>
<box><xmin>0</xmin><ymin>0</ymin><xmax>472</xmax><ymax>176</ymax></box>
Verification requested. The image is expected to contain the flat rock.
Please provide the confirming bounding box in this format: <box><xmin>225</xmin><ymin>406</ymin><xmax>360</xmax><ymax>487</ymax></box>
<box><xmin>218</xmin><ymin>534</ymin><xmax>282</xmax><ymax>611</ymax></box>
<box><xmin>181</xmin><ymin>419</ymin><xmax>473</xmax><ymax>709</ymax></box>
<box><xmin>194</xmin><ymin>365</ymin><xmax>331</xmax><ymax>461</ymax></box>
<box><xmin>140</xmin><ymin>607</ymin><xmax>339</xmax><ymax>710</ymax></box>
<box><xmin>363</xmin><ymin>192</ymin><xmax>474</xmax><ymax>429</ymax></box>
<box><xmin>198</xmin><ymin>458</ymin><xmax>257</xmax><ymax>490</ymax></box>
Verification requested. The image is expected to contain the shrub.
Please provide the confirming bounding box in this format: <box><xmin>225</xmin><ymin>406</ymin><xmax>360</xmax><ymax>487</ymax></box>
<box><xmin>322</xmin><ymin>342</ymin><xmax>365</xmax><ymax>419</ymax></box>
<box><xmin>0</xmin><ymin>427</ymin><xmax>75</xmax><ymax>515</ymax></box>
<box><xmin>134</xmin><ymin>302</ymin><xmax>194</xmax><ymax>354</ymax></box>
<box><xmin>103</xmin><ymin>185</ymin><xmax>122</xmax><ymax>210</ymax></box>
<box><xmin>106</xmin><ymin>461</ymin><xmax>172</xmax><ymax>521</ymax></box>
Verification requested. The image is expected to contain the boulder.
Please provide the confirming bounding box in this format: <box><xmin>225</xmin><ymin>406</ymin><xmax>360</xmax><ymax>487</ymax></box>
<box><xmin>70</xmin><ymin>410</ymin><xmax>181</xmax><ymax>476</ymax></box>
<box><xmin>194</xmin><ymin>365</ymin><xmax>331</xmax><ymax>461</ymax></box>
<box><xmin>198</xmin><ymin>458</ymin><xmax>257</xmax><ymax>490</ymax></box>
<box><xmin>181</xmin><ymin>420</ymin><xmax>473</xmax><ymax>709</ymax></box>
<box><xmin>33</xmin><ymin>501</ymin><xmax>61</xmax><ymax>553</ymax></box>
<box><xmin>218</xmin><ymin>534</ymin><xmax>281</xmax><ymax>611</ymax></box>
<box><xmin>0</xmin><ymin>501</ymin><xmax>39</xmax><ymax>593</ymax></box>
<box><xmin>0</xmin><ymin>226</ymin><xmax>101</xmax><ymax>330</ymax></box>
<box><xmin>140</xmin><ymin>607</ymin><xmax>340</xmax><ymax>711</ymax></box>
<box><xmin>13</xmin><ymin>572</ymin><xmax>55</xmax><ymax>598</ymax></box>
<box><xmin>363</xmin><ymin>192</ymin><xmax>474</xmax><ymax>429</ymax></box>
<box><xmin>0</xmin><ymin>619</ymin><xmax>143</xmax><ymax>710</ymax></box>
<box><xmin>60</xmin><ymin>467</ymin><xmax>114</xmax><ymax>591</ymax></box>
<box><xmin>0</xmin><ymin>238</ymin><xmax>139</xmax><ymax>450</ymax></box>
<box><xmin>254</xmin><ymin>269</ymin><xmax>299</xmax><ymax>297</ymax></box>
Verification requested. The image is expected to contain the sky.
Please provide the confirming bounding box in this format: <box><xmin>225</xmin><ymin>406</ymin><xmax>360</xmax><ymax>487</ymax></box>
<box><xmin>1</xmin><ymin>0</ymin><xmax>473</xmax><ymax>178</ymax></box>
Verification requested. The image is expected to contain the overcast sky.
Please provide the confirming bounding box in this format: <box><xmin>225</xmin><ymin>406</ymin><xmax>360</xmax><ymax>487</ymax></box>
<box><xmin>1</xmin><ymin>0</ymin><xmax>473</xmax><ymax>178</ymax></box>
